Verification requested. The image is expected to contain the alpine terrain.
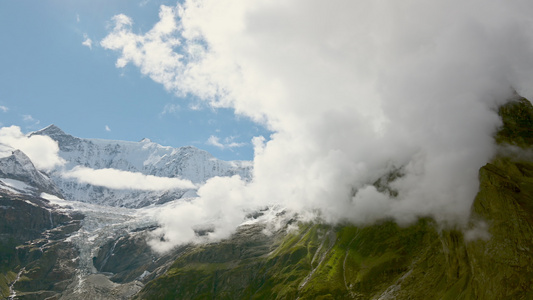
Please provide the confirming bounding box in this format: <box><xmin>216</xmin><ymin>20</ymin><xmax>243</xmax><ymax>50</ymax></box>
<box><xmin>1</xmin><ymin>95</ymin><xmax>533</xmax><ymax>299</ymax></box>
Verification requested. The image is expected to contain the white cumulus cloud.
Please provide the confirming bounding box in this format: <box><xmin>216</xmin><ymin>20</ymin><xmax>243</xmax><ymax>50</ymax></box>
<box><xmin>0</xmin><ymin>126</ymin><xmax>65</xmax><ymax>170</ymax></box>
<box><xmin>102</xmin><ymin>0</ymin><xmax>533</xmax><ymax>251</ymax></box>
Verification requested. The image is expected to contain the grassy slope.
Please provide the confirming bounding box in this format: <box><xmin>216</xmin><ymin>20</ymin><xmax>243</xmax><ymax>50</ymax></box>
<box><xmin>137</xmin><ymin>97</ymin><xmax>533</xmax><ymax>300</ymax></box>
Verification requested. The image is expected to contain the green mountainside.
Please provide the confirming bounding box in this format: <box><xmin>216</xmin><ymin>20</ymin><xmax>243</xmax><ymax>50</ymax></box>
<box><xmin>136</xmin><ymin>97</ymin><xmax>533</xmax><ymax>299</ymax></box>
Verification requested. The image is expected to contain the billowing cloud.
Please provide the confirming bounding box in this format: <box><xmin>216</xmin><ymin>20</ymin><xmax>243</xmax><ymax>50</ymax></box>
<box><xmin>149</xmin><ymin>175</ymin><xmax>250</xmax><ymax>252</ymax></box>
<box><xmin>100</xmin><ymin>9</ymin><xmax>183</xmax><ymax>87</ymax></box>
<box><xmin>0</xmin><ymin>126</ymin><xmax>65</xmax><ymax>170</ymax></box>
<box><xmin>102</xmin><ymin>0</ymin><xmax>533</xmax><ymax>251</ymax></box>
<box><xmin>62</xmin><ymin>166</ymin><xmax>196</xmax><ymax>190</ymax></box>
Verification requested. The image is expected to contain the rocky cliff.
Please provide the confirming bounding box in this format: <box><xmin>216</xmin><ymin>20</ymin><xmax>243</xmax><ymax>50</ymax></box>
<box><xmin>0</xmin><ymin>190</ymin><xmax>83</xmax><ymax>299</ymax></box>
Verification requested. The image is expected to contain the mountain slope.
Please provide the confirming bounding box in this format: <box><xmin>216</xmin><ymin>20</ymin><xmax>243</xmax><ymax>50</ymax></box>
<box><xmin>135</xmin><ymin>97</ymin><xmax>533</xmax><ymax>299</ymax></box>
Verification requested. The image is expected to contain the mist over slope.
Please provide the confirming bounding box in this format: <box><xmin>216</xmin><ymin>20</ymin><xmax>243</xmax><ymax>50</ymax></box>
<box><xmin>100</xmin><ymin>0</ymin><xmax>533</xmax><ymax>250</ymax></box>
<box><xmin>135</xmin><ymin>97</ymin><xmax>533</xmax><ymax>300</ymax></box>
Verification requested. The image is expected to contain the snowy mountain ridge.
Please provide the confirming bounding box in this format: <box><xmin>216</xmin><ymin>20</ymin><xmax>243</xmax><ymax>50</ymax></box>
<box><xmin>31</xmin><ymin>125</ymin><xmax>252</xmax><ymax>181</ymax></box>
<box><xmin>26</xmin><ymin>125</ymin><xmax>253</xmax><ymax>207</ymax></box>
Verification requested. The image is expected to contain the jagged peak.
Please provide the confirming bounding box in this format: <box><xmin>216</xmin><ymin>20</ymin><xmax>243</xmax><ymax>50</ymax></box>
<box><xmin>140</xmin><ymin>138</ymin><xmax>152</xmax><ymax>143</ymax></box>
<box><xmin>180</xmin><ymin>145</ymin><xmax>202</xmax><ymax>151</ymax></box>
<box><xmin>11</xmin><ymin>149</ymin><xmax>30</xmax><ymax>160</ymax></box>
<box><xmin>178</xmin><ymin>145</ymin><xmax>212</xmax><ymax>157</ymax></box>
<box><xmin>31</xmin><ymin>124</ymin><xmax>68</xmax><ymax>137</ymax></box>
<box><xmin>5</xmin><ymin>149</ymin><xmax>37</xmax><ymax>169</ymax></box>
<box><xmin>0</xmin><ymin>149</ymin><xmax>38</xmax><ymax>175</ymax></box>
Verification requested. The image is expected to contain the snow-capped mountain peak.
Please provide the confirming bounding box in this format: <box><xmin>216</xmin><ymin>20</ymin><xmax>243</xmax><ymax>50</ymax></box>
<box><xmin>28</xmin><ymin>125</ymin><xmax>252</xmax><ymax>207</ymax></box>
<box><xmin>31</xmin><ymin>124</ymin><xmax>67</xmax><ymax>137</ymax></box>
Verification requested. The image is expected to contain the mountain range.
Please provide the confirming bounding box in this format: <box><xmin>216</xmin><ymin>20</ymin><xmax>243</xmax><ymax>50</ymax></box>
<box><xmin>1</xmin><ymin>96</ymin><xmax>532</xmax><ymax>299</ymax></box>
<box><xmin>7</xmin><ymin>124</ymin><xmax>252</xmax><ymax>208</ymax></box>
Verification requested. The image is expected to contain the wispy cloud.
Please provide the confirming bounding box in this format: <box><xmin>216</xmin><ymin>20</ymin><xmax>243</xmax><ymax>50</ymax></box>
<box><xmin>206</xmin><ymin>135</ymin><xmax>223</xmax><ymax>148</ymax></box>
<box><xmin>82</xmin><ymin>34</ymin><xmax>93</xmax><ymax>49</ymax></box>
<box><xmin>62</xmin><ymin>166</ymin><xmax>196</xmax><ymax>190</ymax></box>
<box><xmin>22</xmin><ymin>115</ymin><xmax>36</xmax><ymax>122</ymax></box>
<box><xmin>139</xmin><ymin>0</ymin><xmax>151</xmax><ymax>7</ymax></box>
<box><xmin>160</xmin><ymin>103</ymin><xmax>181</xmax><ymax>116</ymax></box>
<box><xmin>105</xmin><ymin>125</ymin><xmax>111</xmax><ymax>132</ymax></box>
<box><xmin>188</xmin><ymin>103</ymin><xmax>204</xmax><ymax>111</ymax></box>
<box><xmin>0</xmin><ymin>106</ymin><xmax>8</xmax><ymax>112</ymax></box>
<box><xmin>207</xmin><ymin>135</ymin><xmax>246</xmax><ymax>150</ymax></box>
<box><xmin>22</xmin><ymin>114</ymin><xmax>40</xmax><ymax>126</ymax></box>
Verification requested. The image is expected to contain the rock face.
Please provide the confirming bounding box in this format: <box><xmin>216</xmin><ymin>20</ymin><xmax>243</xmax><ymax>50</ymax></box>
<box><xmin>134</xmin><ymin>97</ymin><xmax>533</xmax><ymax>299</ymax></box>
<box><xmin>31</xmin><ymin>125</ymin><xmax>252</xmax><ymax>207</ymax></box>
<box><xmin>0</xmin><ymin>190</ymin><xmax>83</xmax><ymax>299</ymax></box>
<box><xmin>92</xmin><ymin>228</ymin><xmax>190</xmax><ymax>286</ymax></box>
<box><xmin>495</xmin><ymin>94</ymin><xmax>533</xmax><ymax>147</ymax></box>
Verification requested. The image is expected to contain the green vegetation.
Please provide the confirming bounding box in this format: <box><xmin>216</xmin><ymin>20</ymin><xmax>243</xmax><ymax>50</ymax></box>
<box><xmin>495</xmin><ymin>95</ymin><xmax>533</xmax><ymax>147</ymax></box>
<box><xmin>0</xmin><ymin>271</ymin><xmax>17</xmax><ymax>298</ymax></box>
<box><xmin>136</xmin><ymin>97</ymin><xmax>533</xmax><ymax>299</ymax></box>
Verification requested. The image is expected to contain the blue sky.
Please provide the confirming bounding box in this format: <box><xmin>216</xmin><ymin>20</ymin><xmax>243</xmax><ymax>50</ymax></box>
<box><xmin>0</xmin><ymin>0</ymin><xmax>270</xmax><ymax>161</ymax></box>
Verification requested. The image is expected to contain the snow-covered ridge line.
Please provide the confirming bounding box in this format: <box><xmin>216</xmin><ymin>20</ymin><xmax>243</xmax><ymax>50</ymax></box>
<box><xmin>29</xmin><ymin>125</ymin><xmax>252</xmax><ymax>207</ymax></box>
<box><xmin>32</xmin><ymin>125</ymin><xmax>251</xmax><ymax>182</ymax></box>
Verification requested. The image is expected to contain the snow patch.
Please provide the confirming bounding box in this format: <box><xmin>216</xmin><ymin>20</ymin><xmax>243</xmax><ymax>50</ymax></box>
<box><xmin>0</xmin><ymin>178</ymin><xmax>34</xmax><ymax>193</ymax></box>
